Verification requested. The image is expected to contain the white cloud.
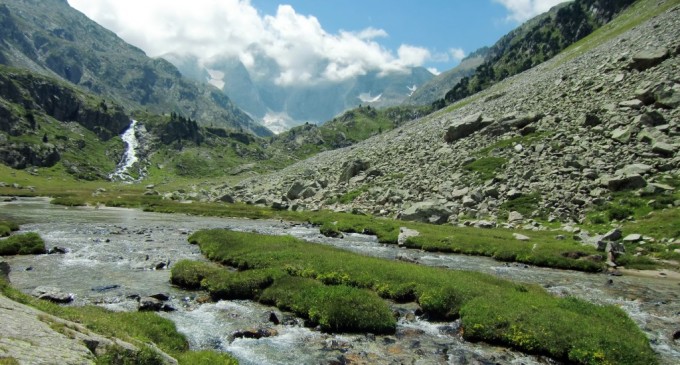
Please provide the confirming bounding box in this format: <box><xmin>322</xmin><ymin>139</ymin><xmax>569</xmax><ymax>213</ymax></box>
<box><xmin>494</xmin><ymin>0</ymin><xmax>571</xmax><ymax>22</ymax></box>
<box><xmin>68</xmin><ymin>0</ymin><xmax>435</xmax><ymax>86</ymax></box>
<box><xmin>449</xmin><ymin>47</ymin><xmax>466</xmax><ymax>62</ymax></box>
<box><xmin>427</xmin><ymin>67</ymin><xmax>441</xmax><ymax>76</ymax></box>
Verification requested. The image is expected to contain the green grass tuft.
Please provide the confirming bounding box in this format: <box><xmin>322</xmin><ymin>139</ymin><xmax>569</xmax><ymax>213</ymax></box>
<box><xmin>0</xmin><ymin>232</ymin><xmax>46</xmax><ymax>255</ymax></box>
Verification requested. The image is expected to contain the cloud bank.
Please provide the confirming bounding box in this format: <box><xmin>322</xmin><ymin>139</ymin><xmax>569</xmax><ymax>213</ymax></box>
<box><xmin>68</xmin><ymin>0</ymin><xmax>444</xmax><ymax>86</ymax></box>
<box><xmin>493</xmin><ymin>0</ymin><xmax>570</xmax><ymax>22</ymax></box>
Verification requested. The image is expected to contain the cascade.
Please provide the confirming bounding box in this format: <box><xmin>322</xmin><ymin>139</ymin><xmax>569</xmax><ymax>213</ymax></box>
<box><xmin>109</xmin><ymin>120</ymin><xmax>144</xmax><ymax>182</ymax></box>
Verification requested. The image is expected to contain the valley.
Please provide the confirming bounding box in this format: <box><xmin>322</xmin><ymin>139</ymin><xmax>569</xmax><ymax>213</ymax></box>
<box><xmin>1</xmin><ymin>0</ymin><xmax>680</xmax><ymax>364</ymax></box>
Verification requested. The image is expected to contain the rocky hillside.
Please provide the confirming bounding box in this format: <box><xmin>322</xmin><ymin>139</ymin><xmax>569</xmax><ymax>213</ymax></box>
<box><xmin>438</xmin><ymin>0</ymin><xmax>636</xmax><ymax>107</ymax></box>
<box><xmin>405</xmin><ymin>47</ymin><xmax>487</xmax><ymax>106</ymax></box>
<box><xmin>214</xmin><ymin>1</ymin><xmax>680</xmax><ymax>227</ymax></box>
<box><xmin>0</xmin><ymin>0</ymin><xmax>269</xmax><ymax>136</ymax></box>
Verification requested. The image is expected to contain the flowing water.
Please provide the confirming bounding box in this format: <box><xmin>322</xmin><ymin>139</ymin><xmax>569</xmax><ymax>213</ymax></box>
<box><xmin>109</xmin><ymin>120</ymin><xmax>144</xmax><ymax>182</ymax></box>
<box><xmin>2</xmin><ymin>197</ymin><xmax>679</xmax><ymax>364</ymax></box>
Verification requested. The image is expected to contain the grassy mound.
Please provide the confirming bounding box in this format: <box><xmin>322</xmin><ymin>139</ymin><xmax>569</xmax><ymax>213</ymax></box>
<box><xmin>0</xmin><ymin>232</ymin><xmax>45</xmax><ymax>255</ymax></box>
<box><xmin>176</xmin><ymin>229</ymin><xmax>657</xmax><ymax>365</ymax></box>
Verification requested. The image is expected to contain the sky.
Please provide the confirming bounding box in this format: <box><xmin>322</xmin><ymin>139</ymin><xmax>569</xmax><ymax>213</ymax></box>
<box><xmin>68</xmin><ymin>0</ymin><xmax>569</xmax><ymax>85</ymax></box>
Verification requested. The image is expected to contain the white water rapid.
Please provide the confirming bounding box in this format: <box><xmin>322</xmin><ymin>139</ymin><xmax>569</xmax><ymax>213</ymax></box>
<box><xmin>109</xmin><ymin>120</ymin><xmax>143</xmax><ymax>182</ymax></box>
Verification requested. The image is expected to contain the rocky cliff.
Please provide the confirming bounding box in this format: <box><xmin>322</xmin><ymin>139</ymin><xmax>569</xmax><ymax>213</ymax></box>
<box><xmin>214</xmin><ymin>2</ymin><xmax>680</xmax><ymax>226</ymax></box>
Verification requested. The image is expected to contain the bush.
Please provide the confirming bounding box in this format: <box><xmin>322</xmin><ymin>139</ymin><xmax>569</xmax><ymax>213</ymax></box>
<box><xmin>0</xmin><ymin>221</ymin><xmax>20</xmax><ymax>237</ymax></box>
<box><xmin>607</xmin><ymin>206</ymin><xmax>633</xmax><ymax>221</ymax></box>
<box><xmin>0</xmin><ymin>232</ymin><xmax>45</xmax><ymax>255</ymax></box>
<box><xmin>96</xmin><ymin>345</ymin><xmax>164</xmax><ymax>365</ymax></box>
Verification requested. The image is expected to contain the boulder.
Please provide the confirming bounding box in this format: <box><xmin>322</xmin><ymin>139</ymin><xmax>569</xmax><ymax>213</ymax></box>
<box><xmin>232</xmin><ymin>327</ymin><xmax>279</xmax><ymax>340</ymax></box>
<box><xmin>31</xmin><ymin>286</ymin><xmax>73</xmax><ymax>303</ymax></box>
<box><xmin>628</xmin><ymin>48</ymin><xmax>669</xmax><ymax>71</ymax></box>
<box><xmin>398</xmin><ymin>227</ymin><xmax>420</xmax><ymax>246</ymax></box>
<box><xmin>286</xmin><ymin>181</ymin><xmax>306</xmax><ymax>200</ymax></box>
<box><xmin>580</xmin><ymin>112</ymin><xmax>601</xmax><ymax>127</ymax></box>
<box><xmin>615</xmin><ymin>164</ymin><xmax>652</xmax><ymax>176</ymax></box>
<box><xmin>610</xmin><ymin>126</ymin><xmax>632</xmax><ymax>143</ymax></box>
<box><xmin>602</xmin><ymin>228</ymin><xmax>623</xmax><ymax>242</ymax></box>
<box><xmin>338</xmin><ymin>159</ymin><xmax>369</xmax><ymax>183</ymax></box>
<box><xmin>604</xmin><ymin>174</ymin><xmax>647</xmax><ymax>191</ymax></box>
<box><xmin>623</xmin><ymin>234</ymin><xmax>642</xmax><ymax>243</ymax></box>
<box><xmin>400</xmin><ymin>201</ymin><xmax>451</xmax><ymax>224</ymax></box>
<box><xmin>513</xmin><ymin>233</ymin><xmax>530</xmax><ymax>241</ymax></box>
<box><xmin>444</xmin><ymin>112</ymin><xmax>491</xmax><ymax>142</ymax></box>
<box><xmin>652</xmin><ymin>142</ymin><xmax>675</xmax><ymax>157</ymax></box>
<box><xmin>219</xmin><ymin>194</ymin><xmax>235</xmax><ymax>203</ymax></box>
<box><xmin>507</xmin><ymin>211</ymin><xmax>524</xmax><ymax>224</ymax></box>
<box><xmin>138</xmin><ymin>297</ymin><xmax>164</xmax><ymax>311</ymax></box>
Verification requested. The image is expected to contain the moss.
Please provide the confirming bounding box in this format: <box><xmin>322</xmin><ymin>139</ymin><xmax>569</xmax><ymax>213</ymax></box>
<box><xmin>0</xmin><ymin>232</ymin><xmax>46</xmax><ymax>255</ymax></box>
<box><xmin>464</xmin><ymin>157</ymin><xmax>507</xmax><ymax>181</ymax></box>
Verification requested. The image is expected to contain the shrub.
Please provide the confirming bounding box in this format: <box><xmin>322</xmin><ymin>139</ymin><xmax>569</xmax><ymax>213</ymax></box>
<box><xmin>0</xmin><ymin>232</ymin><xmax>45</xmax><ymax>255</ymax></box>
<box><xmin>607</xmin><ymin>206</ymin><xmax>633</xmax><ymax>221</ymax></box>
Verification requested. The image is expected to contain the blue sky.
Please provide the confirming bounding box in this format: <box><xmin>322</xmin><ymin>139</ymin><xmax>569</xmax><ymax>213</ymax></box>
<box><xmin>69</xmin><ymin>0</ymin><xmax>568</xmax><ymax>83</ymax></box>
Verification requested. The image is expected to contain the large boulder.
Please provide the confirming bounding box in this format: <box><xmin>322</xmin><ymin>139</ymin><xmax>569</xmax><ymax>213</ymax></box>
<box><xmin>400</xmin><ymin>201</ymin><xmax>451</xmax><ymax>224</ymax></box>
<box><xmin>338</xmin><ymin>159</ymin><xmax>370</xmax><ymax>183</ymax></box>
<box><xmin>398</xmin><ymin>227</ymin><xmax>420</xmax><ymax>246</ymax></box>
<box><xmin>31</xmin><ymin>286</ymin><xmax>73</xmax><ymax>303</ymax></box>
<box><xmin>444</xmin><ymin>112</ymin><xmax>491</xmax><ymax>142</ymax></box>
<box><xmin>628</xmin><ymin>48</ymin><xmax>669</xmax><ymax>71</ymax></box>
<box><xmin>602</xmin><ymin>174</ymin><xmax>647</xmax><ymax>191</ymax></box>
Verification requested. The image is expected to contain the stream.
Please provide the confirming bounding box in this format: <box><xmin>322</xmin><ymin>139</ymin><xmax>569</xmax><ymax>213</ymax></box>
<box><xmin>2</xmin><ymin>197</ymin><xmax>679</xmax><ymax>364</ymax></box>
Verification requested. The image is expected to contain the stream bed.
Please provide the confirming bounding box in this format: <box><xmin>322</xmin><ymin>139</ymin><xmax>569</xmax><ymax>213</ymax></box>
<box><xmin>2</xmin><ymin>197</ymin><xmax>679</xmax><ymax>364</ymax></box>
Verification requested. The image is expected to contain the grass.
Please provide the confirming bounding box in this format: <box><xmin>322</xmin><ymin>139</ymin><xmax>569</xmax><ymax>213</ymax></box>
<box><xmin>0</xmin><ymin>232</ymin><xmax>45</xmax><ymax>255</ymax></box>
<box><xmin>499</xmin><ymin>193</ymin><xmax>544</xmax><ymax>220</ymax></box>
<box><xmin>0</xmin><ymin>278</ymin><xmax>239</xmax><ymax>364</ymax></box>
<box><xmin>176</xmin><ymin>229</ymin><xmax>656</xmax><ymax>365</ymax></box>
<box><xmin>464</xmin><ymin>157</ymin><xmax>507</xmax><ymax>181</ymax></box>
<box><xmin>0</xmin><ymin>220</ymin><xmax>20</xmax><ymax>237</ymax></box>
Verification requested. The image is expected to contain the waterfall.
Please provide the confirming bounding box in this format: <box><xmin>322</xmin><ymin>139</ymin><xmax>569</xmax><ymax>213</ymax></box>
<box><xmin>109</xmin><ymin>120</ymin><xmax>144</xmax><ymax>182</ymax></box>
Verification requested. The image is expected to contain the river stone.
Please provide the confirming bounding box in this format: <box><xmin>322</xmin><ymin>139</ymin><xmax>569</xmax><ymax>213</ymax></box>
<box><xmin>0</xmin><ymin>258</ymin><xmax>9</xmax><ymax>282</ymax></box>
<box><xmin>398</xmin><ymin>227</ymin><xmax>420</xmax><ymax>246</ymax></box>
<box><xmin>31</xmin><ymin>286</ymin><xmax>73</xmax><ymax>303</ymax></box>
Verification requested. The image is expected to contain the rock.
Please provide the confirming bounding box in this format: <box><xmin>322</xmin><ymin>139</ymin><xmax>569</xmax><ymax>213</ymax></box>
<box><xmin>396</xmin><ymin>254</ymin><xmax>418</xmax><ymax>263</ymax></box>
<box><xmin>602</xmin><ymin>228</ymin><xmax>623</xmax><ymax>241</ymax></box>
<box><xmin>268</xmin><ymin>312</ymin><xmax>280</xmax><ymax>325</ymax></box>
<box><xmin>604</xmin><ymin>174</ymin><xmax>647</xmax><ymax>191</ymax></box>
<box><xmin>0</xmin><ymin>258</ymin><xmax>10</xmax><ymax>282</ymax></box>
<box><xmin>338</xmin><ymin>159</ymin><xmax>369</xmax><ymax>183</ymax></box>
<box><xmin>611</xmin><ymin>126</ymin><xmax>632</xmax><ymax>143</ymax></box>
<box><xmin>513</xmin><ymin>233</ymin><xmax>530</xmax><ymax>241</ymax></box>
<box><xmin>615</xmin><ymin>164</ymin><xmax>652</xmax><ymax>176</ymax></box>
<box><xmin>398</xmin><ymin>227</ymin><xmax>420</xmax><ymax>246</ymax></box>
<box><xmin>619</xmin><ymin>99</ymin><xmax>643</xmax><ymax>109</ymax></box>
<box><xmin>91</xmin><ymin>284</ymin><xmax>120</xmax><ymax>292</ymax></box>
<box><xmin>653</xmin><ymin>85</ymin><xmax>680</xmax><ymax>109</ymax></box>
<box><xmin>149</xmin><ymin>293</ymin><xmax>170</xmax><ymax>301</ymax></box>
<box><xmin>286</xmin><ymin>181</ymin><xmax>306</xmax><ymax>200</ymax></box>
<box><xmin>444</xmin><ymin>112</ymin><xmax>491</xmax><ymax>142</ymax></box>
<box><xmin>47</xmin><ymin>246</ymin><xmax>68</xmax><ymax>254</ymax></box>
<box><xmin>475</xmin><ymin>220</ymin><xmax>496</xmax><ymax>229</ymax></box>
<box><xmin>605</xmin><ymin>241</ymin><xmax>626</xmax><ymax>255</ymax></box>
<box><xmin>673</xmin><ymin>330</ymin><xmax>680</xmax><ymax>341</ymax></box>
<box><xmin>232</xmin><ymin>327</ymin><xmax>279</xmax><ymax>340</ymax></box>
<box><xmin>623</xmin><ymin>234</ymin><xmax>642</xmax><ymax>242</ymax></box>
<box><xmin>450</xmin><ymin>188</ymin><xmax>469</xmax><ymax>199</ymax></box>
<box><xmin>507</xmin><ymin>211</ymin><xmax>524</xmax><ymax>223</ymax></box>
<box><xmin>652</xmin><ymin>142</ymin><xmax>675</xmax><ymax>157</ymax></box>
<box><xmin>219</xmin><ymin>194</ymin><xmax>235</xmax><ymax>203</ymax></box>
<box><xmin>507</xmin><ymin>189</ymin><xmax>522</xmax><ymax>199</ymax></box>
<box><xmin>271</xmin><ymin>199</ymin><xmax>289</xmax><ymax>211</ymax></box>
<box><xmin>628</xmin><ymin>48</ymin><xmax>669</xmax><ymax>71</ymax></box>
<box><xmin>635</xmin><ymin>111</ymin><xmax>666</xmax><ymax>127</ymax></box>
<box><xmin>138</xmin><ymin>297</ymin><xmax>164</xmax><ymax>311</ymax></box>
<box><xmin>580</xmin><ymin>112</ymin><xmax>601</xmax><ymax>127</ymax></box>
<box><xmin>400</xmin><ymin>202</ymin><xmax>451</xmax><ymax>224</ymax></box>
<box><xmin>31</xmin><ymin>286</ymin><xmax>73</xmax><ymax>303</ymax></box>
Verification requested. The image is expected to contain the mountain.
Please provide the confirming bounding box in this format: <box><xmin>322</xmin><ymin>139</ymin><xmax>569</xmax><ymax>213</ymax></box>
<box><xmin>405</xmin><ymin>47</ymin><xmax>488</xmax><ymax>106</ymax></box>
<box><xmin>213</xmin><ymin>0</ymin><xmax>680</xmax><ymax>225</ymax></box>
<box><xmin>438</xmin><ymin>0</ymin><xmax>637</xmax><ymax>108</ymax></box>
<box><xmin>0</xmin><ymin>0</ymin><xmax>271</xmax><ymax>136</ymax></box>
<box><xmin>169</xmin><ymin>55</ymin><xmax>434</xmax><ymax>133</ymax></box>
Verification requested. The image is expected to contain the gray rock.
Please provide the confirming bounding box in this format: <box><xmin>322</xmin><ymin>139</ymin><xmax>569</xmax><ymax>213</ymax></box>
<box><xmin>635</xmin><ymin>111</ymin><xmax>666</xmax><ymax>127</ymax></box>
<box><xmin>606</xmin><ymin>241</ymin><xmax>626</xmax><ymax>255</ymax></box>
<box><xmin>507</xmin><ymin>211</ymin><xmax>524</xmax><ymax>223</ymax></box>
<box><xmin>507</xmin><ymin>189</ymin><xmax>523</xmax><ymax>199</ymax></box>
<box><xmin>623</xmin><ymin>234</ymin><xmax>642</xmax><ymax>242</ymax></box>
<box><xmin>398</xmin><ymin>227</ymin><xmax>420</xmax><ymax>246</ymax></box>
<box><xmin>602</xmin><ymin>228</ymin><xmax>623</xmax><ymax>241</ymax></box>
<box><xmin>338</xmin><ymin>159</ymin><xmax>369</xmax><ymax>183</ymax></box>
<box><xmin>628</xmin><ymin>48</ymin><xmax>669</xmax><ymax>71</ymax></box>
<box><xmin>615</xmin><ymin>164</ymin><xmax>652</xmax><ymax>176</ymax></box>
<box><xmin>611</xmin><ymin>126</ymin><xmax>633</xmax><ymax>143</ymax></box>
<box><xmin>619</xmin><ymin>99</ymin><xmax>643</xmax><ymax>109</ymax></box>
<box><xmin>0</xmin><ymin>258</ymin><xmax>9</xmax><ymax>282</ymax></box>
<box><xmin>286</xmin><ymin>181</ymin><xmax>306</xmax><ymax>200</ymax></box>
<box><xmin>604</xmin><ymin>174</ymin><xmax>647</xmax><ymax>191</ymax></box>
<box><xmin>139</xmin><ymin>297</ymin><xmax>164</xmax><ymax>311</ymax></box>
<box><xmin>31</xmin><ymin>286</ymin><xmax>73</xmax><ymax>303</ymax></box>
<box><xmin>580</xmin><ymin>112</ymin><xmax>601</xmax><ymax>127</ymax></box>
<box><xmin>444</xmin><ymin>112</ymin><xmax>491</xmax><ymax>142</ymax></box>
<box><xmin>513</xmin><ymin>233</ymin><xmax>530</xmax><ymax>241</ymax></box>
<box><xmin>400</xmin><ymin>201</ymin><xmax>451</xmax><ymax>224</ymax></box>
<box><xmin>652</xmin><ymin>142</ymin><xmax>675</xmax><ymax>156</ymax></box>
<box><xmin>451</xmin><ymin>188</ymin><xmax>469</xmax><ymax>199</ymax></box>
<box><xmin>219</xmin><ymin>194</ymin><xmax>235</xmax><ymax>203</ymax></box>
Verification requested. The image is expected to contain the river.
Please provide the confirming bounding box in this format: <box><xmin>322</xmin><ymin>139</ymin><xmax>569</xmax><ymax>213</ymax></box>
<box><xmin>2</xmin><ymin>197</ymin><xmax>678</xmax><ymax>364</ymax></box>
